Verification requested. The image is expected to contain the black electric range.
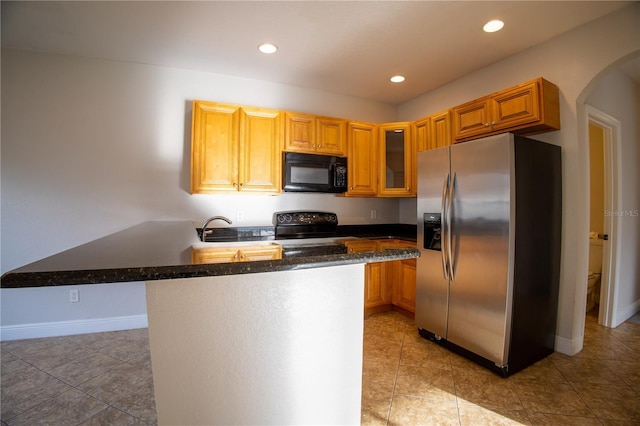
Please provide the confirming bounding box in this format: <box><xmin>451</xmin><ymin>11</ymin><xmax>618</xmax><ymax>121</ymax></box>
<box><xmin>273</xmin><ymin>211</ymin><xmax>350</xmax><ymax>258</ymax></box>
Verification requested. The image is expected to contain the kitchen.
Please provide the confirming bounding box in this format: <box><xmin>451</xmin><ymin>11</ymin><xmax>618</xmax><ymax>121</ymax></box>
<box><xmin>1</xmin><ymin>1</ymin><xmax>639</xmax><ymax>424</ymax></box>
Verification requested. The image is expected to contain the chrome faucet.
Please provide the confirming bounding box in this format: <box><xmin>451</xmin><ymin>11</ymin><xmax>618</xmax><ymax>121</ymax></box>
<box><xmin>200</xmin><ymin>216</ymin><xmax>233</xmax><ymax>241</ymax></box>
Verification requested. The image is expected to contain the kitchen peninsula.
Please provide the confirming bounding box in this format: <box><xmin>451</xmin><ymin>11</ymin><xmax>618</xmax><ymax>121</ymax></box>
<box><xmin>1</xmin><ymin>221</ymin><xmax>419</xmax><ymax>425</ymax></box>
<box><xmin>0</xmin><ymin>221</ymin><xmax>417</xmax><ymax>287</ymax></box>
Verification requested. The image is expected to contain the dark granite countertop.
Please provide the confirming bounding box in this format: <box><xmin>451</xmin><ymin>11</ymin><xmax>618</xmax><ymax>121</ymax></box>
<box><xmin>1</xmin><ymin>221</ymin><xmax>418</xmax><ymax>288</ymax></box>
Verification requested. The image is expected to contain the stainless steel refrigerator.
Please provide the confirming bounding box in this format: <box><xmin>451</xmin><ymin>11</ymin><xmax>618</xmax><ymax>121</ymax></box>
<box><xmin>416</xmin><ymin>133</ymin><xmax>561</xmax><ymax>376</ymax></box>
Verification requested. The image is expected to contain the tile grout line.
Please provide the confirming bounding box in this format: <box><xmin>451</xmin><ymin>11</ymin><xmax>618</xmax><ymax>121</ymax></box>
<box><xmin>448</xmin><ymin>341</ymin><xmax>463</xmax><ymax>426</ymax></box>
<box><xmin>2</xmin><ymin>345</ymin><xmax>150</xmax><ymax>425</ymax></box>
<box><xmin>1</xmin><ymin>349</ymin><xmax>101</xmax><ymax>423</ymax></box>
<box><xmin>383</xmin><ymin>317</ymin><xmax>410</xmax><ymax>425</ymax></box>
<box><xmin>509</xmin><ymin>376</ymin><xmax>534</xmax><ymax>425</ymax></box>
<box><xmin>564</xmin><ymin>380</ymin><xmax>602</xmax><ymax>423</ymax></box>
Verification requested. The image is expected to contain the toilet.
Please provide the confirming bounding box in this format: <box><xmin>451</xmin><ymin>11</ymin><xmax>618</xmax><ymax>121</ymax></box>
<box><xmin>586</xmin><ymin>237</ymin><xmax>603</xmax><ymax>312</ymax></box>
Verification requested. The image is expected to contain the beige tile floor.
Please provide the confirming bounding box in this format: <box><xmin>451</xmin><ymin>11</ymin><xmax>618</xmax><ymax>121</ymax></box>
<box><xmin>1</xmin><ymin>310</ymin><xmax>639</xmax><ymax>425</ymax></box>
<box><xmin>362</xmin><ymin>309</ymin><xmax>640</xmax><ymax>425</ymax></box>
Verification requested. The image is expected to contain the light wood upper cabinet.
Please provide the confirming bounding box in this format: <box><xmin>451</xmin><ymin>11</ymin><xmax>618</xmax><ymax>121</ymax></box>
<box><xmin>452</xmin><ymin>98</ymin><xmax>492</xmax><ymax>141</ymax></box>
<box><xmin>192</xmin><ymin>78</ymin><xmax>559</xmax><ymax>197</ymax></box>
<box><xmin>285</xmin><ymin>112</ymin><xmax>347</xmax><ymax>156</ymax></box>
<box><xmin>191</xmin><ymin>101</ymin><xmax>282</xmax><ymax>194</ymax></box>
<box><xmin>316</xmin><ymin>116</ymin><xmax>347</xmax><ymax>156</ymax></box>
<box><xmin>378</xmin><ymin>122</ymin><xmax>415</xmax><ymax>197</ymax></box>
<box><xmin>492</xmin><ymin>78</ymin><xmax>560</xmax><ymax>133</ymax></box>
<box><xmin>346</xmin><ymin>121</ymin><xmax>378</xmax><ymax>197</ymax></box>
<box><xmin>413</xmin><ymin>111</ymin><xmax>452</xmax><ymax>152</ymax></box>
<box><xmin>430</xmin><ymin>110</ymin><xmax>453</xmax><ymax>149</ymax></box>
<box><xmin>453</xmin><ymin>77</ymin><xmax>560</xmax><ymax>142</ymax></box>
<box><xmin>191</xmin><ymin>102</ymin><xmax>240</xmax><ymax>193</ymax></box>
<box><xmin>239</xmin><ymin>106</ymin><xmax>283</xmax><ymax>193</ymax></box>
<box><xmin>284</xmin><ymin>111</ymin><xmax>315</xmax><ymax>152</ymax></box>
<box><xmin>413</xmin><ymin>117</ymin><xmax>430</xmax><ymax>152</ymax></box>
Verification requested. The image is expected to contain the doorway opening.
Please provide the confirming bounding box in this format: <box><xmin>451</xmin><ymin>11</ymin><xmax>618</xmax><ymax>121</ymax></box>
<box><xmin>586</xmin><ymin>105</ymin><xmax>621</xmax><ymax>328</ymax></box>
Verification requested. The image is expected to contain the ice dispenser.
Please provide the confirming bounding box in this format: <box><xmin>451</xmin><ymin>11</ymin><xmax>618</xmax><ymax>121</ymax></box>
<box><xmin>423</xmin><ymin>213</ymin><xmax>441</xmax><ymax>251</ymax></box>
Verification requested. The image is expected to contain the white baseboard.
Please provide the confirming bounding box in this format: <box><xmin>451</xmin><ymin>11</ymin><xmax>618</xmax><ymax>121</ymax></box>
<box><xmin>614</xmin><ymin>298</ymin><xmax>640</xmax><ymax>327</ymax></box>
<box><xmin>554</xmin><ymin>298</ymin><xmax>640</xmax><ymax>356</ymax></box>
<box><xmin>555</xmin><ymin>334</ymin><xmax>583</xmax><ymax>356</ymax></box>
<box><xmin>0</xmin><ymin>315</ymin><xmax>148</xmax><ymax>341</ymax></box>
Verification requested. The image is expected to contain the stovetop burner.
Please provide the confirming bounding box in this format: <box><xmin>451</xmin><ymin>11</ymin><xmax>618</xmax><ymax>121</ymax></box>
<box><xmin>273</xmin><ymin>211</ymin><xmax>339</xmax><ymax>240</ymax></box>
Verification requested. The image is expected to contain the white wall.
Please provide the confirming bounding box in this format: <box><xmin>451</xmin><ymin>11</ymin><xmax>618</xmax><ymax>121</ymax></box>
<box><xmin>586</xmin><ymin>69</ymin><xmax>640</xmax><ymax>324</ymax></box>
<box><xmin>399</xmin><ymin>3</ymin><xmax>639</xmax><ymax>354</ymax></box>
<box><xmin>0</xmin><ymin>49</ymin><xmax>399</xmax><ymax>336</ymax></box>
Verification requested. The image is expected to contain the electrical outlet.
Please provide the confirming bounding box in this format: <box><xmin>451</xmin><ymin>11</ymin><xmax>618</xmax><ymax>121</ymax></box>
<box><xmin>370</xmin><ymin>209</ymin><xmax>377</xmax><ymax>219</ymax></box>
<box><xmin>236</xmin><ymin>211</ymin><xmax>244</xmax><ymax>222</ymax></box>
<box><xmin>69</xmin><ymin>289</ymin><xmax>79</xmax><ymax>303</ymax></box>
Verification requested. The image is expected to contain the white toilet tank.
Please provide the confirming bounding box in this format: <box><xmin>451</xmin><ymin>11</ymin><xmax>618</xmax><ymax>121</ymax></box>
<box><xmin>587</xmin><ymin>238</ymin><xmax>604</xmax><ymax>312</ymax></box>
<box><xmin>589</xmin><ymin>239</ymin><xmax>603</xmax><ymax>274</ymax></box>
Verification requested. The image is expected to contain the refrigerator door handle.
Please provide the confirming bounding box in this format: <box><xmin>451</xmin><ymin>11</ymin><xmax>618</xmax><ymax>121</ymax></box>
<box><xmin>447</xmin><ymin>172</ymin><xmax>456</xmax><ymax>281</ymax></box>
<box><xmin>441</xmin><ymin>174</ymin><xmax>450</xmax><ymax>280</ymax></box>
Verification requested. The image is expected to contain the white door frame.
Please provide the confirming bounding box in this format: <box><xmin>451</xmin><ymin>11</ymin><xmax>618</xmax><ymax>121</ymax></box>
<box><xmin>586</xmin><ymin>105</ymin><xmax>621</xmax><ymax>328</ymax></box>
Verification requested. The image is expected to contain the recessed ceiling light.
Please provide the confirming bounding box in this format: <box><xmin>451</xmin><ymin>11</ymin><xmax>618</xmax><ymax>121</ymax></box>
<box><xmin>483</xmin><ymin>19</ymin><xmax>504</xmax><ymax>33</ymax></box>
<box><xmin>390</xmin><ymin>75</ymin><xmax>405</xmax><ymax>83</ymax></box>
<box><xmin>258</xmin><ymin>43</ymin><xmax>278</xmax><ymax>54</ymax></box>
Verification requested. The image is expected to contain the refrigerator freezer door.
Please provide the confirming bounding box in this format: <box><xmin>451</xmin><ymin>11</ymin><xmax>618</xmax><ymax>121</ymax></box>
<box><xmin>416</xmin><ymin>147</ymin><xmax>451</xmax><ymax>338</ymax></box>
<box><xmin>447</xmin><ymin>134</ymin><xmax>515</xmax><ymax>366</ymax></box>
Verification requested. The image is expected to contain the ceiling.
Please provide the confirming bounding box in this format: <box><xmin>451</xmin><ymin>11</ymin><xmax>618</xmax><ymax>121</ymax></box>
<box><xmin>1</xmin><ymin>1</ymin><xmax>635</xmax><ymax>105</ymax></box>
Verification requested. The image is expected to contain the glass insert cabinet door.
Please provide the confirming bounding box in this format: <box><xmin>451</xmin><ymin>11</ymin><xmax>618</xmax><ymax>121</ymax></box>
<box><xmin>378</xmin><ymin>122</ymin><xmax>415</xmax><ymax>197</ymax></box>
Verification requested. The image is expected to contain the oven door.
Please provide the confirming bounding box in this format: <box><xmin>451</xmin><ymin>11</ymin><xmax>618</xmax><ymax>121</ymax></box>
<box><xmin>283</xmin><ymin>152</ymin><xmax>345</xmax><ymax>193</ymax></box>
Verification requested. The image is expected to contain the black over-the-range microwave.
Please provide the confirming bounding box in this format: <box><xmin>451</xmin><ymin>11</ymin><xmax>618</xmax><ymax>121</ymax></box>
<box><xmin>283</xmin><ymin>152</ymin><xmax>348</xmax><ymax>193</ymax></box>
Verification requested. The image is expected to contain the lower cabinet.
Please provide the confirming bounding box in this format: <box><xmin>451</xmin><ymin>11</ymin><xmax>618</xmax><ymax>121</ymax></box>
<box><xmin>191</xmin><ymin>245</ymin><xmax>282</xmax><ymax>264</ymax></box>
<box><xmin>345</xmin><ymin>240</ymin><xmax>389</xmax><ymax>314</ymax></box>
<box><xmin>393</xmin><ymin>258</ymin><xmax>416</xmax><ymax>313</ymax></box>
<box><xmin>348</xmin><ymin>239</ymin><xmax>417</xmax><ymax>317</ymax></box>
<box><xmin>364</xmin><ymin>262</ymin><xmax>391</xmax><ymax>314</ymax></box>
